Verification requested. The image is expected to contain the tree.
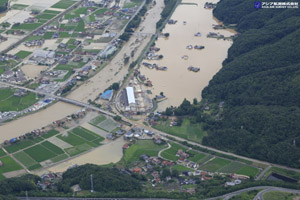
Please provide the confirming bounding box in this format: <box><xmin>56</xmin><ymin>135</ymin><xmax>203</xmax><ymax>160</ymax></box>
<box><xmin>111</xmin><ymin>82</ymin><xmax>120</xmax><ymax>91</ymax></box>
<box><xmin>114</xmin><ymin>115</ymin><xmax>122</xmax><ymax>121</ymax></box>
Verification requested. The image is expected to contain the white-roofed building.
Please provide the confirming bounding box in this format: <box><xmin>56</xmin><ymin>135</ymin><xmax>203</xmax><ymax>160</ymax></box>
<box><xmin>126</xmin><ymin>87</ymin><xmax>136</xmax><ymax>105</ymax></box>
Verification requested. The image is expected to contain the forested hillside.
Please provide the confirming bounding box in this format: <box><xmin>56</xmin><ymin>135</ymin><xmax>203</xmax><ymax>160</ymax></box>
<box><xmin>200</xmin><ymin>0</ymin><xmax>300</xmax><ymax>168</ymax></box>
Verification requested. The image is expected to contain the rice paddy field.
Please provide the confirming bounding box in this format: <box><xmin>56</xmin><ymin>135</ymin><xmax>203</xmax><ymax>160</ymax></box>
<box><xmin>4</xmin><ymin>126</ymin><xmax>104</xmax><ymax>172</ymax></box>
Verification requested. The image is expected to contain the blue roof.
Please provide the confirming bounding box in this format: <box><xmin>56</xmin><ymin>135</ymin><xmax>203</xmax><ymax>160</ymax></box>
<box><xmin>100</xmin><ymin>90</ymin><xmax>113</xmax><ymax>100</ymax></box>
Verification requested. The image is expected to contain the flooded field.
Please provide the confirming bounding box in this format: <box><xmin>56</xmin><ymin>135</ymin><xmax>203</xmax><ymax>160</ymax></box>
<box><xmin>0</xmin><ymin>102</ymin><xmax>80</xmax><ymax>142</ymax></box>
<box><xmin>42</xmin><ymin>137</ymin><xmax>125</xmax><ymax>173</ymax></box>
<box><xmin>140</xmin><ymin>0</ymin><xmax>234</xmax><ymax>111</ymax></box>
<box><xmin>21</xmin><ymin>64</ymin><xmax>48</xmax><ymax>79</ymax></box>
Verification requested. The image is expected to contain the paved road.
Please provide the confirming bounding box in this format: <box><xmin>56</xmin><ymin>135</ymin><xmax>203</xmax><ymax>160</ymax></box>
<box><xmin>253</xmin><ymin>187</ymin><xmax>300</xmax><ymax>200</ymax></box>
<box><xmin>255</xmin><ymin>166</ymin><xmax>271</xmax><ymax>181</ymax></box>
<box><xmin>18</xmin><ymin>198</ymin><xmax>173</xmax><ymax>200</ymax></box>
<box><xmin>16</xmin><ymin>187</ymin><xmax>300</xmax><ymax>200</ymax></box>
<box><xmin>205</xmin><ymin>186</ymin><xmax>300</xmax><ymax>200</ymax></box>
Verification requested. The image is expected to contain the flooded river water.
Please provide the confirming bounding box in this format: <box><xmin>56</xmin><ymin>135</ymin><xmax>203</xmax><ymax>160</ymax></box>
<box><xmin>37</xmin><ymin>137</ymin><xmax>126</xmax><ymax>174</ymax></box>
<box><xmin>140</xmin><ymin>0</ymin><xmax>235</xmax><ymax>111</ymax></box>
<box><xmin>0</xmin><ymin>102</ymin><xmax>79</xmax><ymax>142</ymax></box>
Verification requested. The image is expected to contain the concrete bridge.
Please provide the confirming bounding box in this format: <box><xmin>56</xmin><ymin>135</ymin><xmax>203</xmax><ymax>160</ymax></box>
<box><xmin>0</xmin><ymin>81</ymin><xmax>116</xmax><ymax>117</ymax></box>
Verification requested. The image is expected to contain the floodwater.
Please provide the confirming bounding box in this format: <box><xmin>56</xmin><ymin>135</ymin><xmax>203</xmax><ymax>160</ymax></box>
<box><xmin>66</xmin><ymin>0</ymin><xmax>164</xmax><ymax>103</ymax></box>
<box><xmin>44</xmin><ymin>137</ymin><xmax>126</xmax><ymax>173</ymax></box>
<box><xmin>0</xmin><ymin>102</ymin><xmax>80</xmax><ymax>142</ymax></box>
<box><xmin>21</xmin><ymin>64</ymin><xmax>48</xmax><ymax>79</ymax></box>
<box><xmin>140</xmin><ymin>0</ymin><xmax>235</xmax><ymax>111</ymax></box>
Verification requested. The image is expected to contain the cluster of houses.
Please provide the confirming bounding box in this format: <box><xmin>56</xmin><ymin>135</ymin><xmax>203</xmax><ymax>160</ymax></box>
<box><xmin>186</xmin><ymin>45</ymin><xmax>205</xmax><ymax>50</ymax></box>
<box><xmin>0</xmin><ymin>54</ymin><xmax>19</xmax><ymax>62</ymax></box>
<box><xmin>142</xmin><ymin>62</ymin><xmax>167</xmax><ymax>71</ymax></box>
<box><xmin>82</xmin><ymin>0</ymin><xmax>97</xmax><ymax>8</ymax></box>
<box><xmin>207</xmin><ymin>32</ymin><xmax>225</xmax><ymax>39</ymax></box>
<box><xmin>24</xmin><ymin>17</ymin><xmax>38</xmax><ymax>23</ymax></box>
<box><xmin>1</xmin><ymin>69</ymin><xmax>27</xmax><ymax>83</ymax></box>
<box><xmin>212</xmin><ymin>24</ymin><xmax>225</xmax><ymax>30</ymax></box>
<box><xmin>8</xmin><ymin>30</ymin><xmax>25</xmax><ymax>35</ymax></box>
<box><xmin>24</xmin><ymin>39</ymin><xmax>45</xmax><ymax>47</ymax></box>
<box><xmin>37</xmin><ymin>172</ymin><xmax>63</xmax><ymax>190</ymax></box>
<box><xmin>188</xmin><ymin>66</ymin><xmax>200</xmax><ymax>72</ymax></box>
<box><xmin>204</xmin><ymin>2</ymin><xmax>217</xmax><ymax>9</ymax></box>
<box><xmin>134</xmin><ymin>70</ymin><xmax>153</xmax><ymax>87</ymax></box>
<box><xmin>0</xmin><ymin>34</ymin><xmax>7</xmax><ymax>43</ymax></box>
<box><xmin>28</xmin><ymin>49</ymin><xmax>55</xmax><ymax>66</ymax></box>
<box><xmin>124</xmin><ymin>127</ymin><xmax>155</xmax><ymax>140</ymax></box>
<box><xmin>168</xmin><ymin>19</ymin><xmax>178</xmax><ymax>24</ymax></box>
<box><xmin>145</xmin><ymin>51</ymin><xmax>163</xmax><ymax>60</ymax></box>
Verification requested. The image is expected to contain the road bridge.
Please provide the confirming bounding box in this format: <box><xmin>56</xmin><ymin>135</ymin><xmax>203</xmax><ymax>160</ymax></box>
<box><xmin>0</xmin><ymin>81</ymin><xmax>115</xmax><ymax>117</ymax></box>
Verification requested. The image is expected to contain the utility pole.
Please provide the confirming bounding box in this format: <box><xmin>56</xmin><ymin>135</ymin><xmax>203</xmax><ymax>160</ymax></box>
<box><xmin>90</xmin><ymin>174</ymin><xmax>94</xmax><ymax>193</ymax></box>
<box><xmin>25</xmin><ymin>190</ymin><xmax>28</xmax><ymax>200</ymax></box>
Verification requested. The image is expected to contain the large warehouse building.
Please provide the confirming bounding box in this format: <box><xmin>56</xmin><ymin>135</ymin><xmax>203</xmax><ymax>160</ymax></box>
<box><xmin>126</xmin><ymin>87</ymin><xmax>136</xmax><ymax>105</ymax></box>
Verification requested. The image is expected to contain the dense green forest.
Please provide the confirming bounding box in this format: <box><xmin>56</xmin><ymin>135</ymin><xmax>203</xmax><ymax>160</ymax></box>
<box><xmin>0</xmin><ymin>1</ymin><xmax>8</xmax><ymax>14</ymax></box>
<box><xmin>164</xmin><ymin>0</ymin><xmax>300</xmax><ymax>168</ymax></box>
<box><xmin>60</xmin><ymin>164</ymin><xmax>141</xmax><ymax>193</ymax></box>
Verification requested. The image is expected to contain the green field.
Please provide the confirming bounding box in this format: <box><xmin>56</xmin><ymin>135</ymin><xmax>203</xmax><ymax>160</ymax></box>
<box><xmin>71</xmin><ymin>127</ymin><xmax>103</xmax><ymax>141</ymax></box>
<box><xmin>199</xmin><ymin>157</ymin><xmax>231</xmax><ymax>172</ymax></box>
<box><xmin>43</xmin><ymin>32</ymin><xmax>55</xmax><ymax>39</ymax></box>
<box><xmin>51</xmin><ymin>154</ymin><xmax>69</xmax><ymax>163</ymax></box>
<box><xmin>189</xmin><ymin>151</ymin><xmax>206</xmax><ymax>163</ymax></box>
<box><xmin>263</xmin><ymin>191</ymin><xmax>297</xmax><ymax>200</ymax></box>
<box><xmin>0</xmin><ymin>88</ymin><xmax>39</xmax><ymax>112</ymax></box>
<box><xmin>25</xmin><ymin>35</ymin><xmax>43</xmax><ymax>42</ymax></box>
<box><xmin>64</xmin><ymin>143</ymin><xmax>92</xmax><ymax>157</ymax></box>
<box><xmin>57</xmin><ymin>133</ymin><xmax>86</xmax><ymax>146</ymax></box>
<box><xmin>15</xmin><ymin>50</ymin><xmax>32</xmax><ymax>59</ymax></box>
<box><xmin>4</xmin><ymin>140</ymin><xmax>35</xmax><ymax>153</ymax></box>
<box><xmin>24</xmin><ymin>144</ymin><xmax>57</xmax><ymax>162</ymax></box>
<box><xmin>0</xmin><ymin>149</ymin><xmax>6</xmax><ymax>157</ymax></box>
<box><xmin>124</xmin><ymin>140</ymin><xmax>166</xmax><ymax>164</ymax></box>
<box><xmin>36</xmin><ymin>13</ymin><xmax>57</xmax><ymax>20</ymax></box>
<box><xmin>0</xmin><ymin>156</ymin><xmax>23</xmax><ymax>180</ymax></box>
<box><xmin>161</xmin><ymin>142</ymin><xmax>187</xmax><ymax>161</ymax></box>
<box><xmin>172</xmin><ymin>165</ymin><xmax>194</xmax><ymax>173</ymax></box>
<box><xmin>153</xmin><ymin>119</ymin><xmax>206</xmax><ymax>143</ymax></box>
<box><xmin>51</xmin><ymin>0</ymin><xmax>76</xmax><ymax>9</ymax></box>
<box><xmin>12</xmin><ymin>23</ymin><xmax>43</xmax><ymax>30</ymax></box>
<box><xmin>64</xmin><ymin>7</ymin><xmax>88</xmax><ymax>19</ymax></box>
<box><xmin>264</xmin><ymin>167</ymin><xmax>300</xmax><ymax>181</ymax></box>
<box><xmin>236</xmin><ymin>166</ymin><xmax>260</xmax><ymax>177</ymax></box>
<box><xmin>74</xmin><ymin>19</ymin><xmax>85</xmax><ymax>32</ymax></box>
<box><xmin>44</xmin><ymin>10</ymin><xmax>61</xmax><ymax>14</ymax></box>
<box><xmin>217</xmin><ymin>162</ymin><xmax>245</xmax><ymax>173</ymax></box>
<box><xmin>11</xmin><ymin>4</ymin><xmax>29</xmax><ymax>10</ymax></box>
<box><xmin>123</xmin><ymin>1</ymin><xmax>142</xmax><ymax>8</ymax></box>
<box><xmin>97</xmin><ymin>118</ymin><xmax>118</xmax><ymax>132</ymax></box>
<box><xmin>90</xmin><ymin>115</ymin><xmax>106</xmax><ymax>125</ymax></box>
<box><xmin>0</xmin><ymin>66</ymin><xmax>4</xmax><ymax>75</ymax></box>
<box><xmin>41</xmin><ymin>141</ymin><xmax>64</xmax><ymax>155</ymax></box>
<box><xmin>13</xmin><ymin>151</ymin><xmax>38</xmax><ymax>168</ymax></box>
<box><xmin>231</xmin><ymin>190</ymin><xmax>260</xmax><ymax>200</ymax></box>
<box><xmin>42</xmin><ymin>130</ymin><xmax>59</xmax><ymax>139</ymax></box>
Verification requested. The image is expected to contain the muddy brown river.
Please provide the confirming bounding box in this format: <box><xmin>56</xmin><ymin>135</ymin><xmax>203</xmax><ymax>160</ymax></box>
<box><xmin>140</xmin><ymin>0</ymin><xmax>235</xmax><ymax>111</ymax></box>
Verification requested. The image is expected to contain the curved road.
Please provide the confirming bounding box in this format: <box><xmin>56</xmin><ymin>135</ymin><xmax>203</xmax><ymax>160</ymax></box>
<box><xmin>205</xmin><ymin>186</ymin><xmax>300</xmax><ymax>200</ymax></box>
